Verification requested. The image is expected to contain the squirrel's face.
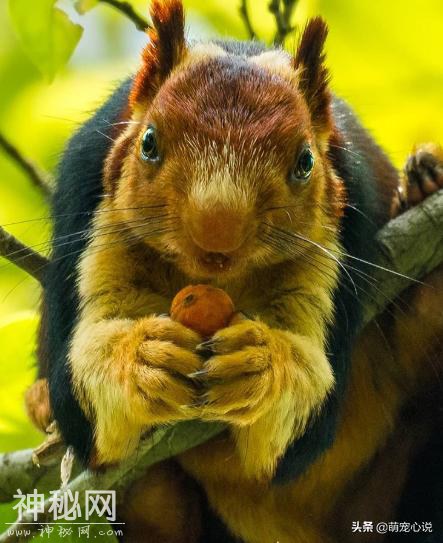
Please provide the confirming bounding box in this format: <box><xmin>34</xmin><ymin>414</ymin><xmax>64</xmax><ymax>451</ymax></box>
<box><xmin>104</xmin><ymin>2</ymin><xmax>344</xmax><ymax>281</ymax></box>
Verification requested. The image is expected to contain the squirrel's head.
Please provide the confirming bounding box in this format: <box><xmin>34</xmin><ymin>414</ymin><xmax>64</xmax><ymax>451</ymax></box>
<box><xmin>104</xmin><ymin>0</ymin><xmax>345</xmax><ymax>281</ymax></box>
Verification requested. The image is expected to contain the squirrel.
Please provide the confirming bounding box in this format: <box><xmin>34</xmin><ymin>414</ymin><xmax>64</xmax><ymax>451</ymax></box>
<box><xmin>31</xmin><ymin>0</ymin><xmax>443</xmax><ymax>541</ymax></box>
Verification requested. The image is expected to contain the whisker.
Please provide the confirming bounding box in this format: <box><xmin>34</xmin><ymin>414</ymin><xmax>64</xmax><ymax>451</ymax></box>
<box><xmin>260</xmin><ymin>223</ymin><xmax>420</xmax><ymax>319</ymax></box>
<box><xmin>259</xmin><ymin>231</ymin><xmax>339</xmax><ymax>285</ymax></box>
<box><xmin>1</xmin><ymin>214</ymin><xmax>170</xmax><ymax>260</ymax></box>
<box><xmin>264</xmin><ymin>222</ymin><xmax>423</xmax><ymax>285</ymax></box>
<box><xmin>345</xmin><ymin>203</ymin><xmax>376</xmax><ymax>225</ymax></box>
<box><xmin>102</xmin><ymin>119</ymin><xmax>143</xmax><ymax>128</ymax></box>
<box><xmin>328</xmin><ymin>143</ymin><xmax>364</xmax><ymax>160</ymax></box>
<box><xmin>0</xmin><ymin>215</ymin><xmax>177</xmax><ymax>274</ymax></box>
<box><xmin>258</xmin><ymin>232</ymin><xmax>361</xmax><ymax>302</ymax></box>
<box><xmin>258</xmin><ymin>206</ymin><xmax>336</xmax><ymax>232</ymax></box>
<box><xmin>28</xmin><ymin>224</ymin><xmax>176</xmax><ymax>280</ymax></box>
<box><xmin>264</xmin><ymin>222</ymin><xmax>358</xmax><ymax>296</ymax></box>
<box><xmin>0</xmin><ymin>203</ymin><xmax>168</xmax><ymax>228</ymax></box>
<box><xmin>261</xmin><ymin>233</ymin><xmax>395</xmax><ymax>316</ymax></box>
<box><xmin>95</xmin><ymin>130</ymin><xmax>116</xmax><ymax>143</ymax></box>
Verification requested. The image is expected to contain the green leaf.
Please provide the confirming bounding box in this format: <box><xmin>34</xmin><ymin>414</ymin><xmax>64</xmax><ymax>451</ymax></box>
<box><xmin>74</xmin><ymin>0</ymin><xmax>99</xmax><ymax>15</ymax></box>
<box><xmin>8</xmin><ymin>0</ymin><xmax>83</xmax><ymax>81</ymax></box>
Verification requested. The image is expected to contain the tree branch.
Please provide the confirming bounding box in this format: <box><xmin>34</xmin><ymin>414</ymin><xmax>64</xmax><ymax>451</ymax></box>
<box><xmin>0</xmin><ymin>134</ymin><xmax>52</xmax><ymax>198</ymax></box>
<box><xmin>362</xmin><ymin>190</ymin><xmax>443</xmax><ymax>324</ymax></box>
<box><xmin>239</xmin><ymin>0</ymin><xmax>256</xmax><ymax>40</ymax></box>
<box><xmin>0</xmin><ymin>449</ymin><xmax>62</xmax><ymax>505</ymax></box>
<box><xmin>269</xmin><ymin>0</ymin><xmax>299</xmax><ymax>46</ymax></box>
<box><xmin>0</xmin><ymin>425</ymin><xmax>71</xmax><ymax>504</ymax></box>
<box><xmin>0</xmin><ymin>422</ymin><xmax>224</xmax><ymax>543</ymax></box>
<box><xmin>0</xmin><ymin>226</ymin><xmax>49</xmax><ymax>284</ymax></box>
<box><xmin>98</xmin><ymin>0</ymin><xmax>150</xmax><ymax>31</ymax></box>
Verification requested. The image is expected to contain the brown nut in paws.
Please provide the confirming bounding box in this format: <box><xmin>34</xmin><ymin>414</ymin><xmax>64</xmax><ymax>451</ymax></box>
<box><xmin>170</xmin><ymin>285</ymin><xmax>235</xmax><ymax>337</ymax></box>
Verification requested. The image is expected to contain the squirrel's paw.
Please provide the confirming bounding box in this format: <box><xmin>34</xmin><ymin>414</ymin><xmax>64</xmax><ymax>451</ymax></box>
<box><xmin>118</xmin><ymin>316</ymin><xmax>203</xmax><ymax>423</ymax></box>
<box><xmin>192</xmin><ymin>320</ymin><xmax>288</xmax><ymax>425</ymax></box>
<box><xmin>404</xmin><ymin>143</ymin><xmax>443</xmax><ymax>207</ymax></box>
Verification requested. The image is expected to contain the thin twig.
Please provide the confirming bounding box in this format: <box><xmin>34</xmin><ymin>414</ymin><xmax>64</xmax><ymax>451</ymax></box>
<box><xmin>269</xmin><ymin>0</ymin><xmax>299</xmax><ymax>45</ymax></box>
<box><xmin>0</xmin><ymin>226</ymin><xmax>49</xmax><ymax>283</ymax></box>
<box><xmin>239</xmin><ymin>0</ymin><xmax>256</xmax><ymax>40</ymax></box>
<box><xmin>98</xmin><ymin>0</ymin><xmax>150</xmax><ymax>31</ymax></box>
<box><xmin>0</xmin><ymin>134</ymin><xmax>52</xmax><ymax>197</ymax></box>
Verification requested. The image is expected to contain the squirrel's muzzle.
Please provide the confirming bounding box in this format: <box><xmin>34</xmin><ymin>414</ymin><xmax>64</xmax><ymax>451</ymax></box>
<box><xmin>187</xmin><ymin>207</ymin><xmax>250</xmax><ymax>253</ymax></box>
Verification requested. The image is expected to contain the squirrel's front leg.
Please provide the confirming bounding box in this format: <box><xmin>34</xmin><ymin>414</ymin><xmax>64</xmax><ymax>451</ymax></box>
<box><xmin>69</xmin><ymin>315</ymin><xmax>202</xmax><ymax>466</ymax></box>
<box><xmin>196</xmin><ymin>317</ymin><xmax>334</xmax><ymax>479</ymax></box>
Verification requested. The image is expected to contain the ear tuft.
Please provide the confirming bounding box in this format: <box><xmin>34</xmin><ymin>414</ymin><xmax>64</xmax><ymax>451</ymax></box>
<box><xmin>130</xmin><ymin>0</ymin><xmax>186</xmax><ymax>110</ymax></box>
<box><xmin>293</xmin><ymin>17</ymin><xmax>331</xmax><ymax>129</ymax></box>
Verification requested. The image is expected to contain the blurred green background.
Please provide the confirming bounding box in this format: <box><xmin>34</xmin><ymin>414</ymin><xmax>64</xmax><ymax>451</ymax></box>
<box><xmin>0</xmin><ymin>0</ymin><xmax>442</xmax><ymax>457</ymax></box>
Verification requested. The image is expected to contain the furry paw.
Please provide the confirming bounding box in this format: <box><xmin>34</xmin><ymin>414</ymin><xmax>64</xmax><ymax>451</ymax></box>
<box><xmin>191</xmin><ymin>320</ymin><xmax>290</xmax><ymax>425</ymax></box>
<box><xmin>118</xmin><ymin>316</ymin><xmax>203</xmax><ymax>423</ymax></box>
<box><xmin>404</xmin><ymin>143</ymin><xmax>443</xmax><ymax>206</ymax></box>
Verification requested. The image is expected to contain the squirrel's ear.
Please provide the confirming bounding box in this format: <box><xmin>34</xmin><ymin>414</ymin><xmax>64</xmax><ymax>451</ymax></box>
<box><xmin>130</xmin><ymin>0</ymin><xmax>186</xmax><ymax>110</ymax></box>
<box><xmin>293</xmin><ymin>17</ymin><xmax>331</xmax><ymax>130</ymax></box>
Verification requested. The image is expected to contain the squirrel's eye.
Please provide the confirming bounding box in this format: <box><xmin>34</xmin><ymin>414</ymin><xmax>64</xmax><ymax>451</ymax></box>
<box><xmin>290</xmin><ymin>147</ymin><xmax>315</xmax><ymax>183</ymax></box>
<box><xmin>140</xmin><ymin>125</ymin><xmax>160</xmax><ymax>162</ymax></box>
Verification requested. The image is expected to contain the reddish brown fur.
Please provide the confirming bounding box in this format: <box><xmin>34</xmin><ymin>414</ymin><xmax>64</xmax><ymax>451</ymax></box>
<box><xmin>130</xmin><ymin>0</ymin><xmax>186</xmax><ymax>108</ymax></box>
<box><xmin>111</xmin><ymin>39</ymin><xmax>344</xmax><ymax>281</ymax></box>
<box><xmin>152</xmin><ymin>56</ymin><xmax>311</xmax><ymax>153</ymax></box>
<box><xmin>118</xmin><ymin>460</ymin><xmax>202</xmax><ymax>542</ymax></box>
<box><xmin>25</xmin><ymin>378</ymin><xmax>52</xmax><ymax>432</ymax></box>
<box><xmin>103</xmin><ymin>131</ymin><xmax>134</xmax><ymax>193</ymax></box>
<box><xmin>329</xmin><ymin>262</ymin><xmax>443</xmax><ymax>540</ymax></box>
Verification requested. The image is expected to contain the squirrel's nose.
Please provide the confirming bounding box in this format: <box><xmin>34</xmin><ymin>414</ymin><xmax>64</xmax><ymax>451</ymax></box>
<box><xmin>187</xmin><ymin>207</ymin><xmax>249</xmax><ymax>253</ymax></box>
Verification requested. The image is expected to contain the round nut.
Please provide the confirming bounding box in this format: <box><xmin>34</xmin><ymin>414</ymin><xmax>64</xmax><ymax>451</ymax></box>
<box><xmin>170</xmin><ymin>284</ymin><xmax>235</xmax><ymax>337</ymax></box>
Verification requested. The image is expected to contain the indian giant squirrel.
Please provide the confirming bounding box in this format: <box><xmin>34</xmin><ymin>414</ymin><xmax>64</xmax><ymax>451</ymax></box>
<box><xmin>30</xmin><ymin>1</ymin><xmax>443</xmax><ymax>541</ymax></box>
